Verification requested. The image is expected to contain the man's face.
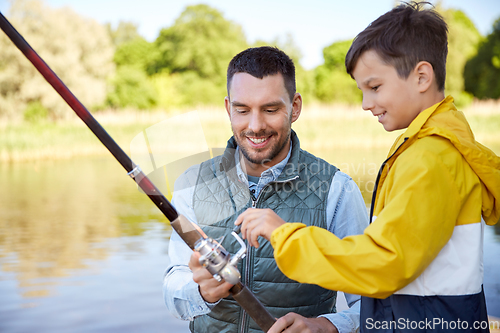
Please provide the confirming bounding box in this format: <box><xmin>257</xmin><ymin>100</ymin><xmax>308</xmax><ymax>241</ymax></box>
<box><xmin>352</xmin><ymin>50</ymin><xmax>423</xmax><ymax>132</ymax></box>
<box><xmin>225</xmin><ymin>73</ymin><xmax>301</xmax><ymax>176</ymax></box>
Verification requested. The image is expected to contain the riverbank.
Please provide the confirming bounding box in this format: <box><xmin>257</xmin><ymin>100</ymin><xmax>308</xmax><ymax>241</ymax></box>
<box><xmin>1</xmin><ymin>101</ymin><xmax>499</xmax><ymax>163</ymax></box>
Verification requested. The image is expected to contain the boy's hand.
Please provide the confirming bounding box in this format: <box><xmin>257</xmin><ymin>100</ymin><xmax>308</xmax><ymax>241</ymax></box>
<box><xmin>234</xmin><ymin>208</ymin><xmax>285</xmax><ymax>248</ymax></box>
<box><xmin>189</xmin><ymin>251</ymin><xmax>233</xmax><ymax>303</ymax></box>
<box><xmin>268</xmin><ymin>313</ymin><xmax>339</xmax><ymax>333</ymax></box>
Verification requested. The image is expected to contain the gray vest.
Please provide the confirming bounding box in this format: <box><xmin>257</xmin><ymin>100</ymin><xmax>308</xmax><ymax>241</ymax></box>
<box><xmin>191</xmin><ymin>131</ymin><xmax>338</xmax><ymax>333</ymax></box>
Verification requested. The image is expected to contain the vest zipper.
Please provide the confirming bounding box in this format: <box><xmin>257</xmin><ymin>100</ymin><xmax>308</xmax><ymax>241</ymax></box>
<box><xmin>239</xmin><ymin>175</ymin><xmax>299</xmax><ymax>333</ymax></box>
<box><xmin>369</xmin><ymin>137</ymin><xmax>408</xmax><ymax>223</ymax></box>
<box><xmin>239</xmin><ymin>196</ymin><xmax>257</xmax><ymax>333</ymax></box>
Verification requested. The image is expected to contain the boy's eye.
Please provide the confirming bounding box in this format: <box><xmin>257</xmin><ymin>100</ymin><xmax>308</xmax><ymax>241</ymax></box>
<box><xmin>235</xmin><ymin>109</ymin><xmax>248</xmax><ymax>114</ymax></box>
<box><xmin>371</xmin><ymin>85</ymin><xmax>380</xmax><ymax>92</ymax></box>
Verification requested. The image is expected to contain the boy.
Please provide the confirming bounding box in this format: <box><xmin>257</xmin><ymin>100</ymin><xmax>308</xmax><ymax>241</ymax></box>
<box><xmin>235</xmin><ymin>2</ymin><xmax>500</xmax><ymax>332</ymax></box>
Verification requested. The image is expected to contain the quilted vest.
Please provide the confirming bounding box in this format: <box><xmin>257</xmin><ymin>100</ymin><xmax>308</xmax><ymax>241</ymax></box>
<box><xmin>190</xmin><ymin>131</ymin><xmax>338</xmax><ymax>333</ymax></box>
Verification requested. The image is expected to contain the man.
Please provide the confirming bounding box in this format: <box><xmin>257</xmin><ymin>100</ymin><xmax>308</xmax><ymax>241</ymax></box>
<box><xmin>163</xmin><ymin>46</ymin><xmax>368</xmax><ymax>333</ymax></box>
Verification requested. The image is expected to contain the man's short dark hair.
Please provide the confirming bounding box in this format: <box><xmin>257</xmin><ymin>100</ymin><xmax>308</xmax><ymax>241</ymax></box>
<box><xmin>346</xmin><ymin>1</ymin><xmax>448</xmax><ymax>91</ymax></box>
<box><xmin>227</xmin><ymin>46</ymin><xmax>296</xmax><ymax>101</ymax></box>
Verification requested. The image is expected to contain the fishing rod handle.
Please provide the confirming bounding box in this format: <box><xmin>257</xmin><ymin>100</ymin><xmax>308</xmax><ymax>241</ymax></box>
<box><xmin>171</xmin><ymin>215</ymin><xmax>276</xmax><ymax>332</ymax></box>
<box><xmin>230</xmin><ymin>283</ymin><xmax>276</xmax><ymax>332</ymax></box>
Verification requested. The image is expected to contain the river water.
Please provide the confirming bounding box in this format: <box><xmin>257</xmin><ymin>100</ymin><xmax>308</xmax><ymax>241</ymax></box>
<box><xmin>0</xmin><ymin>155</ymin><xmax>499</xmax><ymax>332</ymax></box>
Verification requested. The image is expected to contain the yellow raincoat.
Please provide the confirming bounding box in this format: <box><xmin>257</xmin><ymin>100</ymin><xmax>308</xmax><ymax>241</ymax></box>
<box><xmin>271</xmin><ymin>96</ymin><xmax>500</xmax><ymax>299</ymax></box>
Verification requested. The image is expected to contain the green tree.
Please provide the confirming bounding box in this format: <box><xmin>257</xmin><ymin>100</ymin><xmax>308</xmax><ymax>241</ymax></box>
<box><xmin>151</xmin><ymin>4</ymin><xmax>247</xmax><ymax>79</ymax></box>
<box><xmin>440</xmin><ymin>7</ymin><xmax>482</xmax><ymax>106</ymax></box>
<box><xmin>464</xmin><ymin>18</ymin><xmax>500</xmax><ymax>99</ymax></box>
<box><xmin>253</xmin><ymin>34</ymin><xmax>314</xmax><ymax>102</ymax></box>
<box><xmin>106</xmin><ymin>66</ymin><xmax>157</xmax><ymax>109</ymax></box>
<box><xmin>147</xmin><ymin>4</ymin><xmax>248</xmax><ymax>107</ymax></box>
<box><xmin>105</xmin><ymin>22</ymin><xmax>159</xmax><ymax>109</ymax></box>
<box><xmin>114</xmin><ymin>37</ymin><xmax>157</xmax><ymax>70</ymax></box>
<box><xmin>314</xmin><ymin>40</ymin><xmax>361</xmax><ymax>104</ymax></box>
<box><xmin>0</xmin><ymin>0</ymin><xmax>115</xmax><ymax>119</ymax></box>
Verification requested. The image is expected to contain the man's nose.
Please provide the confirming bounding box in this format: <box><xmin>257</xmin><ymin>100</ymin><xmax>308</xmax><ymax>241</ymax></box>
<box><xmin>248</xmin><ymin>111</ymin><xmax>266</xmax><ymax>133</ymax></box>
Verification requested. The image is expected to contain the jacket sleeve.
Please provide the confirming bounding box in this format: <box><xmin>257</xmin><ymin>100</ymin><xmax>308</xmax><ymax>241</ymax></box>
<box><xmin>270</xmin><ymin>150</ymin><xmax>462</xmax><ymax>299</ymax></box>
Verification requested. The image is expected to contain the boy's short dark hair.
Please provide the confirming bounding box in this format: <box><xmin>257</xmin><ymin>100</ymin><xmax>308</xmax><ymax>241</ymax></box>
<box><xmin>227</xmin><ymin>46</ymin><xmax>296</xmax><ymax>101</ymax></box>
<box><xmin>346</xmin><ymin>1</ymin><xmax>448</xmax><ymax>91</ymax></box>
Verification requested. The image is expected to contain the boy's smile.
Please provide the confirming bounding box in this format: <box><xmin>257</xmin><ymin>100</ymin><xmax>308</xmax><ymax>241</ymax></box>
<box><xmin>352</xmin><ymin>50</ymin><xmax>424</xmax><ymax>132</ymax></box>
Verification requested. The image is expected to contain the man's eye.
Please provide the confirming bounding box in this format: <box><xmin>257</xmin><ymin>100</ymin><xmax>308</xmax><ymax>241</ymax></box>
<box><xmin>235</xmin><ymin>109</ymin><xmax>248</xmax><ymax>114</ymax></box>
<box><xmin>265</xmin><ymin>109</ymin><xmax>278</xmax><ymax>113</ymax></box>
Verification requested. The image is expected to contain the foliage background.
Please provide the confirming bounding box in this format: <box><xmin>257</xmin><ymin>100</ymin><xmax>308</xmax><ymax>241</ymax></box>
<box><xmin>0</xmin><ymin>0</ymin><xmax>114</xmax><ymax>120</ymax></box>
<box><xmin>1</xmin><ymin>0</ymin><xmax>499</xmax><ymax>122</ymax></box>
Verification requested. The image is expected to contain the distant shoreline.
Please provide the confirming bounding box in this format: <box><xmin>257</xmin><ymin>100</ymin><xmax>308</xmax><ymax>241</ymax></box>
<box><xmin>1</xmin><ymin>102</ymin><xmax>499</xmax><ymax>163</ymax></box>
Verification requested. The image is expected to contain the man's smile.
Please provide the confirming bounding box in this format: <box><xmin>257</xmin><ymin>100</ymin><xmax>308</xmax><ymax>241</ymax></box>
<box><xmin>247</xmin><ymin>135</ymin><xmax>271</xmax><ymax>148</ymax></box>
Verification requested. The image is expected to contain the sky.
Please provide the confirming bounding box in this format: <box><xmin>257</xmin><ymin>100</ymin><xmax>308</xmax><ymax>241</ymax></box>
<box><xmin>1</xmin><ymin>0</ymin><xmax>499</xmax><ymax>69</ymax></box>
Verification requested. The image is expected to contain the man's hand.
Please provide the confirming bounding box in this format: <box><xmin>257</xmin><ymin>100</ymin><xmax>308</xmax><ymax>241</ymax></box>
<box><xmin>268</xmin><ymin>313</ymin><xmax>339</xmax><ymax>333</ymax></box>
<box><xmin>188</xmin><ymin>251</ymin><xmax>234</xmax><ymax>303</ymax></box>
<box><xmin>234</xmin><ymin>208</ymin><xmax>286</xmax><ymax>248</ymax></box>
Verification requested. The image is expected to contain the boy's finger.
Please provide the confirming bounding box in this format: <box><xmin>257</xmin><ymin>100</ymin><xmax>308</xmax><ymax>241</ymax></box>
<box><xmin>235</xmin><ymin>208</ymin><xmax>264</xmax><ymax>226</ymax></box>
<box><xmin>241</xmin><ymin>215</ymin><xmax>262</xmax><ymax>241</ymax></box>
<box><xmin>249</xmin><ymin>226</ymin><xmax>261</xmax><ymax>248</ymax></box>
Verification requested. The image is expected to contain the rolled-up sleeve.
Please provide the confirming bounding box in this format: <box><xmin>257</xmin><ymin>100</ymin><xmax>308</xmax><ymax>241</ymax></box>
<box><xmin>163</xmin><ymin>165</ymin><xmax>217</xmax><ymax>320</ymax></box>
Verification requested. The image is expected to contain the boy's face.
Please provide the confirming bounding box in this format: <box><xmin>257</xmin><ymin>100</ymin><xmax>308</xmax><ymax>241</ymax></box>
<box><xmin>352</xmin><ymin>50</ymin><xmax>423</xmax><ymax>132</ymax></box>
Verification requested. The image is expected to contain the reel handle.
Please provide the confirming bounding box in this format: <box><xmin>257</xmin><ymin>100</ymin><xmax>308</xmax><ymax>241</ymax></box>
<box><xmin>171</xmin><ymin>215</ymin><xmax>276</xmax><ymax>332</ymax></box>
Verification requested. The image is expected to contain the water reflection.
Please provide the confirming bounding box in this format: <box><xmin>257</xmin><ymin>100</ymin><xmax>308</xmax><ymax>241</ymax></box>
<box><xmin>0</xmin><ymin>157</ymin><xmax>167</xmax><ymax>299</ymax></box>
<box><xmin>0</xmin><ymin>153</ymin><xmax>498</xmax><ymax>332</ymax></box>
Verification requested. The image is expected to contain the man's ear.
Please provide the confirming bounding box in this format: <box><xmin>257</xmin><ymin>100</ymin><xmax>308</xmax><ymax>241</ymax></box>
<box><xmin>415</xmin><ymin>61</ymin><xmax>434</xmax><ymax>93</ymax></box>
<box><xmin>225</xmin><ymin>96</ymin><xmax>231</xmax><ymax>119</ymax></box>
<box><xmin>291</xmin><ymin>93</ymin><xmax>302</xmax><ymax>123</ymax></box>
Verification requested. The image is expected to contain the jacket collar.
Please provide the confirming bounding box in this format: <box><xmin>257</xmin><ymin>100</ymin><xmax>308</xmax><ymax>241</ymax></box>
<box><xmin>389</xmin><ymin>95</ymin><xmax>455</xmax><ymax>155</ymax></box>
<box><xmin>385</xmin><ymin>95</ymin><xmax>500</xmax><ymax>225</ymax></box>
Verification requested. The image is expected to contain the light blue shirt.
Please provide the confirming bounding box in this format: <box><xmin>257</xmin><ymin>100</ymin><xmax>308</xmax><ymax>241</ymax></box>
<box><xmin>163</xmin><ymin>145</ymin><xmax>369</xmax><ymax>333</ymax></box>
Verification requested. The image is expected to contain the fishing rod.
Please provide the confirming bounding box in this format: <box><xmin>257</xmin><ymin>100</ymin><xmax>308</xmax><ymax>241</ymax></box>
<box><xmin>0</xmin><ymin>12</ymin><xmax>275</xmax><ymax>332</ymax></box>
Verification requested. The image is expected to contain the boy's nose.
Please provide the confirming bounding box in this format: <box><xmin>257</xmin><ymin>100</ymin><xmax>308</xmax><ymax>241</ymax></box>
<box><xmin>362</xmin><ymin>96</ymin><xmax>374</xmax><ymax>111</ymax></box>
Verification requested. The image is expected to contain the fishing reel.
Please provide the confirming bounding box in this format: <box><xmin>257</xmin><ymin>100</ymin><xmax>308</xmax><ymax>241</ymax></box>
<box><xmin>194</xmin><ymin>231</ymin><xmax>247</xmax><ymax>285</ymax></box>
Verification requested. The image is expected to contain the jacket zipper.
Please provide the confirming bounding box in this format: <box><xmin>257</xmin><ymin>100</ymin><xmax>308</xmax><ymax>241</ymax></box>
<box><xmin>369</xmin><ymin>138</ymin><xmax>408</xmax><ymax>223</ymax></box>
<box><xmin>239</xmin><ymin>175</ymin><xmax>299</xmax><ymax>333</ymax></box>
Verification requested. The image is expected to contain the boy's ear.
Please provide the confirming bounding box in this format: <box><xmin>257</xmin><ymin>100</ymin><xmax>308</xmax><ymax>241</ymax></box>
<box><xmin>415</xmin><ymin>61</ymin><xmax>435</xmax><ymax>93</ymax></box>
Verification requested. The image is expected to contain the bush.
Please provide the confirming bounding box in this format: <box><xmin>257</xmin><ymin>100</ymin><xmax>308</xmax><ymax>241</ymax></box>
<box><xmin>106</xmin><ymin>66</ymin><xmax>157</xmax><ymax>109</ymax></box>
<box><xmin>464</xmin><ymin>18</ymin><xmax>500</xmax><ymax>100</ymax></box>
<box><xmin>23</xmin><ymin>101</ymin><xmax>49</xmax><ymax>122</ymax></box>
<box><xmin>314</xmin><ymin>40</ymin><xmax>361</xmax><ymax>104</ymax></box>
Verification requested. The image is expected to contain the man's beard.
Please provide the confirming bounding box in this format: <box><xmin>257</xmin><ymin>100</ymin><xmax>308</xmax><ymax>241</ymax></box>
<box><xmin>234</xmin><ymin>128</ymin><xmax>291</xmax><ymax>166</ymax></box>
